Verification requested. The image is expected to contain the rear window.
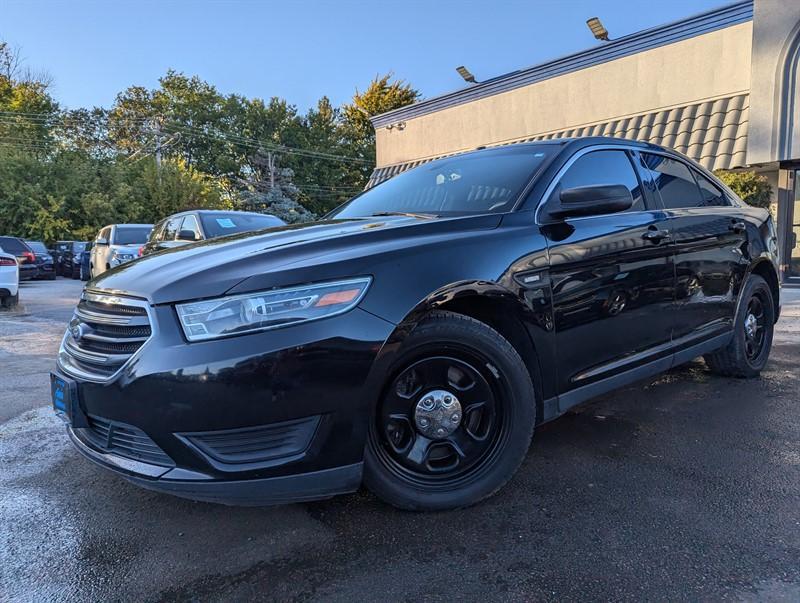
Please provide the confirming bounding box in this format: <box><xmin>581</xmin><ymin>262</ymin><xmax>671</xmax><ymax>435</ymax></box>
<box><xmin>113</xmin><ymin>226</ymin><xmax>152</xmax><ymax>245</ymax></box>
<box><xmin>199</xmin><ymin>213</ymin><xmax>285</xmax><ymax>238</ymax></box>
<box><xmin>71</xmin><ymin>242</ymin><xmax>87</xmax><ymax>253</ymax></box>
<box><xmin>640</xmin><ymin>153</ymin><xmax>704</xmax><ymax>209</ymax></box>
<box><xmin>0</xmin><ymin>237</ymin><xmax>27</xmax><ymax>254</ymax></box>
<box><xmin>25</xmin><ymin>241</ymin><xmax>48</xmax><ymax>254</ymax></box>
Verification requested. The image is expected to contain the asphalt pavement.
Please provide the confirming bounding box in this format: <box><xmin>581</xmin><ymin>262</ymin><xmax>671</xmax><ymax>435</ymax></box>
<box><xmin>1</xmin><ymin>278</ymin><xmax>799</xmax><ymax>602</ymax></box>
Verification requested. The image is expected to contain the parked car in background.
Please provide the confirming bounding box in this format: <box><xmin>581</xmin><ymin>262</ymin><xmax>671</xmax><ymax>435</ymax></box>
<box><xmin>52</xmin><ymin>138</ymin><xmax>781</xmax><ymax>511</ymax></box>
<box><xmin>0</xmin><ymin>247</ymin><xmax>20</xmax><ymax>308</ymax></box>
<box><xmin>0</xmin><ymin>236</ymin><xmax>38</xmax><ymax>281</ymax></box>
<box><xmin>24</xmin><ymin>240</ymin><xmax>56</xmax><ymax>280</ymax></box>
<box><xmin>79</xmin><ymin>242</ymin><xmax>93</xmax><ymax>281</ymax></box>
<box><xmin>57</xmin><ymin>241</ymin><xmax>88</xmax><ymax>278</ymax></box>
<box><xmin>90</xmin><ymin>224</ymin><xmax>152</xmax><ymax>277</ymax></box>
<box><xmin>51</xmin><ymin>241</ymin><xmax>74</xmax><ymax>272</ymax></box>
<box><xmin>141</xmin><ymin>210</ymin><xmax>285</xmax><ymax>256</ymax></box>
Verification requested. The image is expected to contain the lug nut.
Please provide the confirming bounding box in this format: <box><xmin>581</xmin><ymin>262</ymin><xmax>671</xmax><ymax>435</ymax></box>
<box><xmin>451</xmin><ymin>413</ymin><xmax>460</xmax><ymax>423</ymax></box>
<box><xmin>444</xmin><ymin>396</ymin><xmax>452</xmax><ymax>403</ymax></box>
<box><xmin>436</xmin><ymin>428</ymin><xmax>445</xmax><ymax>436</ymax></box>
<box><xmin>419</xmin><ymin>418</ymin><xmax>429</xmax><ymax>427</ymax></box>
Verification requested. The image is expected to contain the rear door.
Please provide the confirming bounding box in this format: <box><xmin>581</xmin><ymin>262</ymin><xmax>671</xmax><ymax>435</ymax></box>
<box><xmin>638</xmin><ymin>152</ymin><xmax>747</xmax><ymax>348</ymax></box>
<box><xmin>542</xmin><ymin>147</ymin><xmax>675</xmax><ymax>402</ymax></box>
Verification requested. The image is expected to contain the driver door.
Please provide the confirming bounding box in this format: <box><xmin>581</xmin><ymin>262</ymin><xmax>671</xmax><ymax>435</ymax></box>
<box><xmin>542</xmin><ymin>148</ymin><xmax>675</xmax><ymax>406</ymax></box>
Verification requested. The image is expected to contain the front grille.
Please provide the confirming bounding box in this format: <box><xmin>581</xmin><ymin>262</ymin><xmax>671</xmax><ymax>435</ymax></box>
<box><xmin>58</xmin><ymin>291</ymin><xmax>153</xmax><ymax>382</ymax></box>
<box><xmin>180</xmin><ymin>416</ymin><xmax>321</xmax><ymax>465</ymax></box>
<box><xmin>81</xmin><ymin>415</ymin><xmax>174</xmax><ymax>467</ymax></box>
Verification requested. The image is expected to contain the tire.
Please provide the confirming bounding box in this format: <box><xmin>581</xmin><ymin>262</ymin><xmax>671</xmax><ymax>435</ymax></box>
<box><xmin>1</xmin><ymin>292</ymin><xmax>19</xmax><ymax>308</ymax></box>
<box><xmin>71</xmin><ymin>267</ymin><xmax>80</xmax><ymax>279</ymax></box>
<box><xmin>704</xmin><ymin>274</ymin><xmax>775</xmax><ymax>378</ymax></box>
<box><xmin>47</xmin><ymin>272</ymin><xmax>56</xmax><ymax>281</ymax></box>
<box><xmin>364</xmin><ymin>310</ymin><xmax>536</xmax><ymax>511</ymax></box>
<box><xmin>80</xmin><ymin>266</ymin><xmax>89</xmax><ymax>281</ymax></box>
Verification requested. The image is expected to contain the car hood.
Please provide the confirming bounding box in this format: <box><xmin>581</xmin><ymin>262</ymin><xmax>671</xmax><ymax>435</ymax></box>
<box><xmin>90</xmin><ymin>214</ymin><xmax>503</xmax><ymax>304</ymax></box>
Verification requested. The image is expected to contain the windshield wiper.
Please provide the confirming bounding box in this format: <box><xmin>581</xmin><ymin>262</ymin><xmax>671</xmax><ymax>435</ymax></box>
<box><xmin>370</xmin><ymin>211</ymin><xmax>437</xmax><ymax>219</ymax></box>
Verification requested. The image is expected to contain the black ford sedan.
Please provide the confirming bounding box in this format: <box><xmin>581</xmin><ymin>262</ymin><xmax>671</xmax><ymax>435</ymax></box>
<box><xmin>52</xmin><ymin>137</ymin><xmax>780</xmax><ymax>510</ymax></box>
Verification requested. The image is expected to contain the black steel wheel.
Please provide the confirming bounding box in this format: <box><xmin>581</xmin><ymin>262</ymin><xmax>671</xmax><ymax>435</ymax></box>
<box><xmin>704</xmin><ymin>273</ymin><xmax>775</xmax><ymax>378</ymax></box>
<box><xmin>364</xmin><ymin>311</ymin><xmax>535</xmax><ymax>511</ymax></box>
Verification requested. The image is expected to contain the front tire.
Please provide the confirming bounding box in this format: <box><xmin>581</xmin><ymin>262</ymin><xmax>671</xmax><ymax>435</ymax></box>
<box><xmin>364</xmin><ymin>311</ymin><xmax>535</xmax><ymax>511</ymax></box>
<box><xmin>704</xmin><ymin>274</ymin><xmax>775</xmax><ymax>378</ymax></box>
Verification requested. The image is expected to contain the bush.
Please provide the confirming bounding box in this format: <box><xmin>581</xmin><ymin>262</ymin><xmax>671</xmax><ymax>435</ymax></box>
<box><xmin>714</xmin><ymin>170</ymin><xmax>773</xmax><ymax>209</ymax></box>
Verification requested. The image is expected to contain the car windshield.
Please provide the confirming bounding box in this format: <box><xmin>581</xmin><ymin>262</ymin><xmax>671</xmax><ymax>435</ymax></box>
<box><xmin>330</xmin><ymin>145</ymin><xmax>555</xmax><ymax>219</ymax></box>
<box><xmin>113</xmin><ymin>227</ymin><xmax>152</xmax><ymax>245</ymax></box>
<box><xmin>25</xmin><ymin>241</ymin><xmax>48</xmax><ymax>253</ymax></box>
<box><xmin>199</xmin><ymin>213</ymin><xmax>285</xmax><ymax>238</ymax></box>
<box><xmin>72</xmin><ymin>242</ymin><xmax>87</xmax><ymax>252</ymax></box>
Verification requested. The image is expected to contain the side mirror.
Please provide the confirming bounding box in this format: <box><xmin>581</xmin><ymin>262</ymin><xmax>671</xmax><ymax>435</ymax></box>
<box><xmin>177</xmin><ymin>230</ymin><xmax>198</xmax><ymax>242</ymax></box>
<box><xmin>96</xmin><ymin>238</ymin><xmax>109</xmax><ymax>246</ymax></box>
<box><xmin>549</xmin><ymin>185</ymin><xmax>634</xmax><ymax>219</ymax></box>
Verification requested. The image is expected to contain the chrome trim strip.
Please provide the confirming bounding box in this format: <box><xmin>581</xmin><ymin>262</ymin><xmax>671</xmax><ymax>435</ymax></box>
<box><xmin>57</xmin><ymin>292</ymin><xmax>156</xmax><ymax>384</ymax></box>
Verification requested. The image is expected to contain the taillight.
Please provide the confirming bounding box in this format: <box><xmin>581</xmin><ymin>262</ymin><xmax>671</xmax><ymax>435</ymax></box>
<box><xmin>138</xmin><ymin>246</ymin><xmax>144</xmax><ymax>257</ymax></box>
<box><xmin>23</xmin><ymin>251</ymin><xmax>36</xmax><ymax>264</ymax></box>
<box><xmin>0</xmin><ymin>257</ymin><xmax>16</xmax><ymax>267</ymax></box>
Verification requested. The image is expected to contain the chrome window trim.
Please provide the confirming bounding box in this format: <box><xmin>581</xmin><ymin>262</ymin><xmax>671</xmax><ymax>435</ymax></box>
<box><xmin>57</xmin><ymin>290</ymin><xmax>156</xmax><ymax>384</ymax></box>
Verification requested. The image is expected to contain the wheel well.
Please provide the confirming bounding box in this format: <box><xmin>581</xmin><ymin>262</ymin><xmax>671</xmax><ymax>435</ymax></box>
<box><xmin>434</xmin><ymin>295</ymin><xmax>544</xmax><ymax>421</ymax></box>
<box><xmin>750</xmin><ymin>260</ymin><xmax>780</xmax><ymax>321</ymax></box>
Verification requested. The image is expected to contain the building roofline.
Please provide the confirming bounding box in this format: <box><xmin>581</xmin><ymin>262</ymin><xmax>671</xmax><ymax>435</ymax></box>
<box><xmin>371</xmin><ymin>0</ymin><xmax>753</xmax><ymax>128</ymax></box>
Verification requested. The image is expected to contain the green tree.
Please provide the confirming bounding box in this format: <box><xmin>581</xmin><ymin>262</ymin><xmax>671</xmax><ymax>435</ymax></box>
<box><xmin>715</xmin><ymin>170</ymin><xmax>773</xmax><ymax>209</ymax></box>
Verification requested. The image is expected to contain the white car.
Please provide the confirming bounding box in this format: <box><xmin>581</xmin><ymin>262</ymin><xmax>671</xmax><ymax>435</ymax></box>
<box><xmin>0</xmin><ymin>247</ymin><xmax>20</xmax><ymax>308</ymax></box>
<box><xmin>90</xmin><ymin>223</ymin><xmax>153</xmax><ymax>278</ymax></box>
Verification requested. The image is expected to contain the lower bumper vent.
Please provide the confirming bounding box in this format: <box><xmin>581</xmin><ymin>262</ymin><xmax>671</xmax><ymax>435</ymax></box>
<box><xmin>81</xmin><ymin>415</ymin><xmax>174</xmax><ymax>467</ymax></box>
<box><xmin>179</xmin><ymin>416</ymin><xmax>321</xmax><ymax>466</ymax></box>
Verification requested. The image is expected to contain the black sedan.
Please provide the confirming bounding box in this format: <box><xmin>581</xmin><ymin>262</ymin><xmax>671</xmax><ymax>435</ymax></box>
<box><xmin>52</xmin><ymin>137</ymin><xmax>780</xmax><ymax>511</ymax></box>
<box><xmin>0</xmin><ymin>236</ymin><xmax>38</xmax><ymax>281</ymax></box>
<box><xmin>24</xmin><ymin>240</ymin><xmax>57</xmax><ymax>280</ymax></box>
<box><xmin>58</xmin><ymin>241</ymin><xmax>88</xmax><ymax>278</ymax></box>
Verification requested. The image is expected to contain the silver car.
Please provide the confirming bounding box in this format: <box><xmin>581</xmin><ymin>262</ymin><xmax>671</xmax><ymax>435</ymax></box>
<box><xmin>90</xmin><ymin>224</ymin><xmax>153</xmax><ymax>278</ymax></box>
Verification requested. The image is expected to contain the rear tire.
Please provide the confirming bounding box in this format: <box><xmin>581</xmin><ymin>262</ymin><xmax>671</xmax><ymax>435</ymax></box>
<box><xmin>1</xmin><ymin>292</ymin><xmax>19</xmax><ymax>308</ymax></box>
<box><xmin>364</xmin><ymin>311</ymin><xmax>535</xmax><ymax>511</ymax></box>
<box><xmin>704</xmin><ymin>274</ymin><xmax>774</xmax><ymax>378</ymax></box>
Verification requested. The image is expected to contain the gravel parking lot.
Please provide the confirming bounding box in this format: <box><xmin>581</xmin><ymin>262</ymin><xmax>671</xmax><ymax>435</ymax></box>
<box><xmin>2</xmin><ymin>278</ymin><xmax>799</xmax><ymax>602</ymax></box>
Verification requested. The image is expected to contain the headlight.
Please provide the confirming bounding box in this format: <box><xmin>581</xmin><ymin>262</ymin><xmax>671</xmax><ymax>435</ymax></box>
<box><xmin>175</xmin><ymin>277</ymin><xmax>372</xmax><ymax>342</ymax></box>
<box><xmin>113</xmin><ymin>252</ymin><xmax>134</xmax><ymax>261</ymax></box>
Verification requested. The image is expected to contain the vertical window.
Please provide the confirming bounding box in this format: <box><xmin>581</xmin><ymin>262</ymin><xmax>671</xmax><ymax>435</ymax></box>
<box><xmin>550</xmin><ymin>150</ymin><xmax>645</xmax><ymax>211</ymax></box>
<box><xmin>693</xmin><ymin>171</ymin><xmax>730</xmax><ymax>207</ymax></box>
<box><xmin>640</xmin><ymin>153</ymin><xmax>703</xmax><ymax>209</ymax></box>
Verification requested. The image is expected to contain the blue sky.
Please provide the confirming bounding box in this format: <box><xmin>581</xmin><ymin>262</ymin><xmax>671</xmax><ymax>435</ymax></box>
<box><xmin>4</xmin><ymin>0</ymin><xmax>730</xmax><ymax>112</ymax></box>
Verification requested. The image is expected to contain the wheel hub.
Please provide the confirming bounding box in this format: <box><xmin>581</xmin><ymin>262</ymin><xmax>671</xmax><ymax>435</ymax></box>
<box><xmin>414</xmin><ymin>389</ymin><xmax>462</xmax><ymax>439</ymax></box>
<box><xmin>744</xmin><ymin>313</ymin><xmax>758</xmax><ymax>338</ymax></box>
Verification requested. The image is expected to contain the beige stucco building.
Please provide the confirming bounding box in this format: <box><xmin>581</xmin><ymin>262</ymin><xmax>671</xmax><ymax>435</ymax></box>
<box><xmin>369</xmin><ymin>0</ymin><xmax>800</xmax><ymax>285</ymax></box>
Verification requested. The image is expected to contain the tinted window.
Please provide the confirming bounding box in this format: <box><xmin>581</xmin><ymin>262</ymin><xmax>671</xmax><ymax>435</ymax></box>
<box><xmin>0</xmin><ymin>237</ymin><xmax>26</xmax><ymax>254</ymax></box>
<box><xmin>641</xmin><ymin>154</ymin><xmax>703</xmax><ymax>209</ymax></box>
<box><xmin>97</xmin><ymin>228</ymin><xmax>111</xmax><ymax>242</ymax></box>
<box><xmin>25</xmin><ymin>241</ymin><xmax>48</xmax><ymax>253</ymax></box>
<box><xmin>180</xmin><ymin>214</ymin><xmax>202</xmax><ymax>239</ymax></box>
<box><xmin>149</xmin><ymin>220</ymin><xmax>167</xmax><ymax>243</ymax></box>
<box><xmin>56</xmin><ymin>241</ymin><xmax>71</xmax><ymax>252</ymax></box>
<box><xmin>199</xmin><ymin>213</ymin><xmax>285</xmax><ymax>238</ymax></box>
<box><xmin>550</xmin><ymin>150</ymin><xmax>644</xmax><ymax>211</ymax></box>
<box><xmin>693</xmin><ymin>171</ymin><xmax>730</xmax><ymax>207</ymax></box>
<box><xmin>332</xmin><ymin>145</ymin><xmax>555</xmax><ymax>218</ymax></box>
<box><xmin>113</xmin><ymin>226</ymin><xmax>152</xmax><ymax>245</ymax></box>
<box><xmin>71</xmin><ymin>242</ymin><xmax>86</xmax><ymax>253</ymax></box>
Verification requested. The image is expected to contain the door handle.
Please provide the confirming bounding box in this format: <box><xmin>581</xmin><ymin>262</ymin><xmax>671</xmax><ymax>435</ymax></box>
<box><xmin>642</xmin><ymin>228</ymin><xmax>671</xmax><ymax>243</ymax></box>
<box><xmin>729</xmin><ymin>220</ymin><xmax>746</xmax><ymax>234</ymax></box>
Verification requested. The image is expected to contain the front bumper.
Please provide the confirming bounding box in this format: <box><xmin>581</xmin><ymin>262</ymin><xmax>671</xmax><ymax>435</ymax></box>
<box><xmin>61</xmin><ymin>305</ymin><xmax>395</xmax><ymax>505</ymax></box>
